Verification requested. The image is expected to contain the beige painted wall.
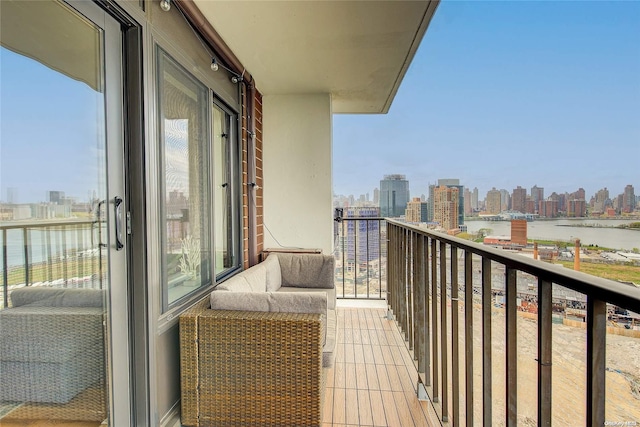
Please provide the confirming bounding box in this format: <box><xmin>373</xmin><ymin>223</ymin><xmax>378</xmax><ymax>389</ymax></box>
<box><xmin>262</xmin><ymin>94</ymin><xmax>333</xmax><ymax>254</ymax></box>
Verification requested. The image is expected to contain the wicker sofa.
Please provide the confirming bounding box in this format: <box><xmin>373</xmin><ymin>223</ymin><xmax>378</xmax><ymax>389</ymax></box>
<box><xmin>179</xmin><ymin>253</ymin><xmax>336</xmax><ymax>427</ymax></box>
<box><xmin>0</xmin><ymin>287</ymin><xmax>105</xmax><ymax>404</ymax></box>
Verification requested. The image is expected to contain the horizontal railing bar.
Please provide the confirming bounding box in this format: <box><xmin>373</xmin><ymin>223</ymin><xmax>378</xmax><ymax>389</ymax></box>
<box><xmin>0</xmin><ymin>219</ymin><xmax>98</xmax><ymax>231</ymax></box>
<box><xmin>386</xmin><ymin>219</ymin><xmax>640</xmax><ymax>313</ymax></box>
<box><xmin>336</xmin><ymin>217</ymin><xmax>386</xmax><ymax>222</ymax></box>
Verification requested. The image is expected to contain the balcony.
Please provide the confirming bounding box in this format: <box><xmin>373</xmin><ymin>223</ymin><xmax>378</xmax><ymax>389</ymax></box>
<box><xmin>334</xmin><ymin>217</ymin><xmax>640</xmax><ymax>426</ymax></box>
<box><xmin>2</xmin><ymin>216</ymin><xmax>640</xmax><ymax>426</ymax></box>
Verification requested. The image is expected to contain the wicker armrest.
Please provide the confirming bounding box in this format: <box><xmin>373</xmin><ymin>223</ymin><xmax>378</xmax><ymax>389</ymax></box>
<box><xmin>180</xmin><ymin>308</ymin><xmax>324</xmax><ymax>426</ymax></box>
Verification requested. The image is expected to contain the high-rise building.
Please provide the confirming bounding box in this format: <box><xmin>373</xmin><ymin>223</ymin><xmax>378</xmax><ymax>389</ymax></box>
<box><xmin>485</xmin><ymin>188</ymin><xmax>502</xmax><ymax>214</ymax></box>
<box><xmin>420</xmin><ymin>201</ymin><xmax>429</xmax><ymax>222</ymax></box>
<box><xmin>538</xmin><ymin>199</ymin><xmax>559</xmax><ymax>218</ymax></box>
<box><xmin>472</xmin><ymin>187</ymin><xmax>479</xmax><ymax>210</ymax></box>
<box><xmin>593</xmin><ymin>188</ymin><xmax>609</xmax><ymax>213</ymax></box>
<box><xmin>531</xmin><ymin>185</ymin><xmax>544</xmax><ymax>208</ymax></box>
<box><xmin>379</xmin><ymin>174</ymin><xmax>409</xmax><ymax>218</ymax></box>
<box><xmin>433</xmin><ymin>186</ymin><xmax>459</xmax><ymax>230</ymax></box>
<box><xmin>342</xmin><ymin>206</ymin><xmax>381</xmax><ymax>264</ymax></box>
<box><xmin>569</xmin><ymin>188</ymin><xmax>586</xmax><ymax>201</ymax></box>
<box><xmin>464</xmin><ymin>188</ymin><xmax>473</xmax><ymax>215</ymax></box>
<box><xmin>428</xmin><ymin>179</ymin><xmax>464</xmax><ymax>226</ymax></box>
<box><xmin>6</xmin><ymin>188</ymin><xmax>17</xmax><ymax>204</ymax></box>
<box><xmin>512</xmin><ymin>186</ymin><xmax>527</xmax><ymax>213</ymax></box>
<box><xmin>500</xmin><ymin>189</ymin><xmax>511</xmax><ymax>211</ymax></box>
<box><xmin>48</xmin><ymin>191</ymin><xmax>65</xmax><ymax>205</ymax></box>
<box><xmin>373</xmin><ymin>188</ymin><xmax>380</xmax><ymax>205</ymax></box>
<box><xmin>622</xmin><ymin>185</ymin><xmax>636</xmax><ymax>213</ymax></box>
<box><xmin>525</xmin><ymin>198</ymin><xmax>536</xmax><ymax>214</ymax></box>
<box><xmin>567</xmin><ymin>199</ymin><xmax>587</xmax><ymax>217</ymax></box>
<box><xmin>405</xmin><ymin>198</ymin><xmax>422</xmax><ymax>223</ymax></box>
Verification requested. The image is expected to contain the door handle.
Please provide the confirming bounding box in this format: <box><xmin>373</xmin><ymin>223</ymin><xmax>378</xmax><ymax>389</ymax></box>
<box><xmin>114</xmin><ymin>196</ymin><xmax>124</xmax><ymax>250</ymax></box>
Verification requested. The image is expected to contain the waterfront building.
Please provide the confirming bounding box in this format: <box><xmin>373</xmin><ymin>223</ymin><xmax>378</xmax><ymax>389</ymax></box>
<box><xmin>472</xmin><ymin>187</ymin><xmax>479</xmax><ymax>210</ymax></box>
<box><xmin>567</xmin><ymin>199</ymin><xmax>587</xmax><ymax>217</ymax></box>
<box><xmin>525</xmin><ymin>198</ymin><xmax>536</xmax><ymax>214</ymax></box>
<box><xmin>531</xmin><ymin>185</ymin><xmax>544</xmax><ymax>206</ymax></box>
<box><xmin>593</xmin><ymin>187</ymin><xmax>609</xmax><ymax>213</ymax></box>
<box><xmin>485</xmin><ymin>188</ymin><xmax>502</xmax><ymax>214</ymax></box>
<box><xmin>512</xmin><ymin>186</ymin><xmax>527</xmax><ymax>213</ymax></box>
<box><xmin>500</xmin><ymin>189</ymin><xmax>511</xmax><ymax>211</ymax></box>
<box><xmin>538</xmin><ymin>199</ymin><xmax>559</xmax><ymax>218</ymax></box>
<box><xmin>379</xmin><ymin>174</ymin><xmax>410</xmax><ymax>218</ymax></box>
<box><xmin>623</xmin><ymin>184</ymin><xmax>636</xmax><ymax>213</ymax></box>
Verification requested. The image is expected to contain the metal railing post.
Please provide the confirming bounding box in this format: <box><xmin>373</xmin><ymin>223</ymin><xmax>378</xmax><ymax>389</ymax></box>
<box><xmin>23</xmin><ymin>227</ymin><xmax>30</xmax><ymax>286</ymax></box>
<box><xmin>538</xmin><ymin>278</ymin><xmax>552</xmax><ymax>426</ymax></box>
<box><xmin>431</xmin><ymin>237</ymin><xmax>439</xmax><ymax>402</ymax></box>
<box><xmin>440</xmin><ymin>240</ymin><xmax>449</xmax><ymax>422</ymax></box>
<box><xmin>451</xmin><ymin>245</ymin><xmax>460</xmax><ymax>426</ymax></box>
<box><xmin>505</xmin><ymin>267</ymin><xmax>517</xmax><ymax>426</ymax></box>
<box><xmin>464</xmin><ymin>250</ymin><xmax>474</xmax><ymax>427</ymax></box>
<box><xmin>2</xmin><ymin>229</ymin><xmax>8</xmax><ymax>308</ymax></box>
<box><xmin>586</xmin><ymin>296</ymin><xmax>606</xmax><ymax>427</ymax></box>
<box><xmin>482</xmin><ymin>257</ymin><xmax>492</xmax><ymax>426</ymax></box>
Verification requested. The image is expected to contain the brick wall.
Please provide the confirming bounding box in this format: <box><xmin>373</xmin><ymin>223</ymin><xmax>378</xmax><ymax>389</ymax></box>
<box><xmin>241</xmin><ymin>86</ymin><xmax>264</xmax><ymax>269</ymax></box>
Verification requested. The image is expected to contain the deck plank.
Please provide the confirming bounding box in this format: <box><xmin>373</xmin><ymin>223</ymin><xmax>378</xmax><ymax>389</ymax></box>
<box><xmin>323</xmin><ymin>306</ymin><xmax>440</xmax><ymax>426</ymax></box>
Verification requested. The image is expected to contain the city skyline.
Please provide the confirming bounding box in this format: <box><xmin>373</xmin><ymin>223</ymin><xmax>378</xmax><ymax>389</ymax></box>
<box><xmin>333</xmin><ymin>1</ymin><xmax>640</xmax><ymax>200</ymax></box>
<box><xmin>334</xmin><ymin>181</ymin><xmax>637</xmax><ymax>205</ymax></box>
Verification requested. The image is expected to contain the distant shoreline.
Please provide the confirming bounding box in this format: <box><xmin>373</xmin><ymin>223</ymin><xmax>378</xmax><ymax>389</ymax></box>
<box><xmin>465</xmin><ymin>216</ymin><xmax>640</xmax><ymax>221</ymax></box>
<box><xmin>556</xmin><ymin>224</ymin><xmax>640</xmax><ymax>231</ymax></box>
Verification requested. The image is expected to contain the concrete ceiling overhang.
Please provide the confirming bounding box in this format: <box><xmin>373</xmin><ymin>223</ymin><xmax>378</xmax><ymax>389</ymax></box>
<box><xmin>193</xmin><ymin>0</ymin><xmax>439</xmax><ymax>114</ymax></box>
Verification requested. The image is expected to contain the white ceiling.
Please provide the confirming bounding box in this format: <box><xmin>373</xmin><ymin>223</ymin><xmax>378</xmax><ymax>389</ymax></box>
<box><xmin>194</xmin><ymin>1</ymin><xmax>439</xmax><ymax>114</ymax></box>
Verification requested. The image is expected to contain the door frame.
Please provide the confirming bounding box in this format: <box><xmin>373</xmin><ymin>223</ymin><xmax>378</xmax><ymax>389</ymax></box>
<box><xmin>65</xmin><ymin>1</ymin><xmax>147</xmax><ymax>425</ymax></box>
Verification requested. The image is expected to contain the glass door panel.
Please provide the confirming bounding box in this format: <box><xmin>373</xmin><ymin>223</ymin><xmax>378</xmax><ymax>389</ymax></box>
<box><xmin>0</xmin><ymin>1</ymin><xmax>127</xmax><ymax>424</ymax></box>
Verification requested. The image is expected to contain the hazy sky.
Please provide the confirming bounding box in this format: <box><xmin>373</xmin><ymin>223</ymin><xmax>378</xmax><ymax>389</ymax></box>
<box><xmin>333</xmin><ymin>0</ymin><xmax>640</xmax><ymax>200</ymax></box>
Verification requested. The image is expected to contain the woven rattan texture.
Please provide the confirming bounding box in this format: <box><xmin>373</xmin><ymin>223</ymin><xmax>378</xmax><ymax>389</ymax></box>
<box><xmin>180</xmin><ymin>308</ymin><xmax>324</xmax><ymax>426</ymax></box>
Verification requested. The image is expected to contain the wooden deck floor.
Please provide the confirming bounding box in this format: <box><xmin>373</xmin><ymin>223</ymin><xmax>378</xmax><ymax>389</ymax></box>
<box><xmin>1</xmin><ymin>303</ymin><xmax>440</xmax><ymax>427</ymax></box>
<box><xmin>323</xmin><ymin>304</ymin><xmax>440</xmax><ymax>427</ymax></box>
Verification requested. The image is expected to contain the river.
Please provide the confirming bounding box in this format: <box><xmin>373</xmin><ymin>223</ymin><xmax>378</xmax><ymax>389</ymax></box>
<box><xmin>464</xmin><ymin>218</ymin><xmax>639</xmax><ymax>251</ymax></box>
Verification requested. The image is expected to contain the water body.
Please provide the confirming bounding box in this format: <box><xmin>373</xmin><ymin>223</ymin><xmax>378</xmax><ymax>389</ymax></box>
<box><xmin>465</xmin><ymin>218</ymin><xmax>639</xmax><ymax>251</ymax></box>
<box><xmin>1</xmin><ymin>226</ymin><xmax>100</xmax><ymax>268</ymax></box>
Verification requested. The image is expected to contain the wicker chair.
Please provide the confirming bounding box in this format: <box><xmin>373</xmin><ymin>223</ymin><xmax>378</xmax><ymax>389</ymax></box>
<box><xmin>180</xmin><ymin>300</ymin><xmax>325</xmax><ymax>426</ymax></box>
<box><xmin>179</xmin><ymin>253</ymin><xmax>335</xmax><ymax>427</ymax></box>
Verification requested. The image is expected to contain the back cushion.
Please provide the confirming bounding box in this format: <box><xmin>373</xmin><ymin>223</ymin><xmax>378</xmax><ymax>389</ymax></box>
<box><xmin>263</xmin><ymin>255</ymin><xmax>282</xmax><ymax>292</ymax></box>
<box><xmin>239</xmin><ymin>264</ymin><xmax>267</xmax><ymax>292</ymax></box>
<box><xmin>10</xmin><ymin>287</ymin><xmax>104</xmax><ymax>308</ymax></box>
<box><xmin>215</xmin><ymin>275</ymin><xmax>252</xmax><ymax>292</ymax></box>
<box><xmin>278</xmin><ymin>253</ymin><xmax>335</xmax><ymax>289</ymax></box>
<box><xmin>211</xmin><ymin>291</ymin><xmax>270</xmax><ymax>312</ymax></box>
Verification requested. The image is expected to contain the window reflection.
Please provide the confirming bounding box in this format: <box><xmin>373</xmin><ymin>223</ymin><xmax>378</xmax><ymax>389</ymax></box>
<box><xmin>158</xmin><ymin>49</ymin><xmax>211</xmax><ymax>308</ymax></box>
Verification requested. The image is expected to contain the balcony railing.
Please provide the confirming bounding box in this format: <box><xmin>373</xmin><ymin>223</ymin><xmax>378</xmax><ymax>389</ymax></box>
<box><xmin>334</xmin><ymin>217</ymin><xmax>387</xmax><ymax>299</ymax></box>
<box><xmin>0</xmin><ymin>219</ymin><xmax>105</xmax><ymax>308</ymax></box>
<box><xmin>386</xmin><ymin>219</ymin><xmax>640</xmax><ymax>426</ymax></box>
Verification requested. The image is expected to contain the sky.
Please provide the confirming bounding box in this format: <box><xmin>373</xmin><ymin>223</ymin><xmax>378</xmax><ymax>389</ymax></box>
<box><xmin>333</xmin><ymin>0</ymin><xmax>640</xmax><ymax>200</ymax></box>
<box><xmin>1</xmin><ymin>47</ymin><xmax>105</xmax><ymax>203</ymax></box>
